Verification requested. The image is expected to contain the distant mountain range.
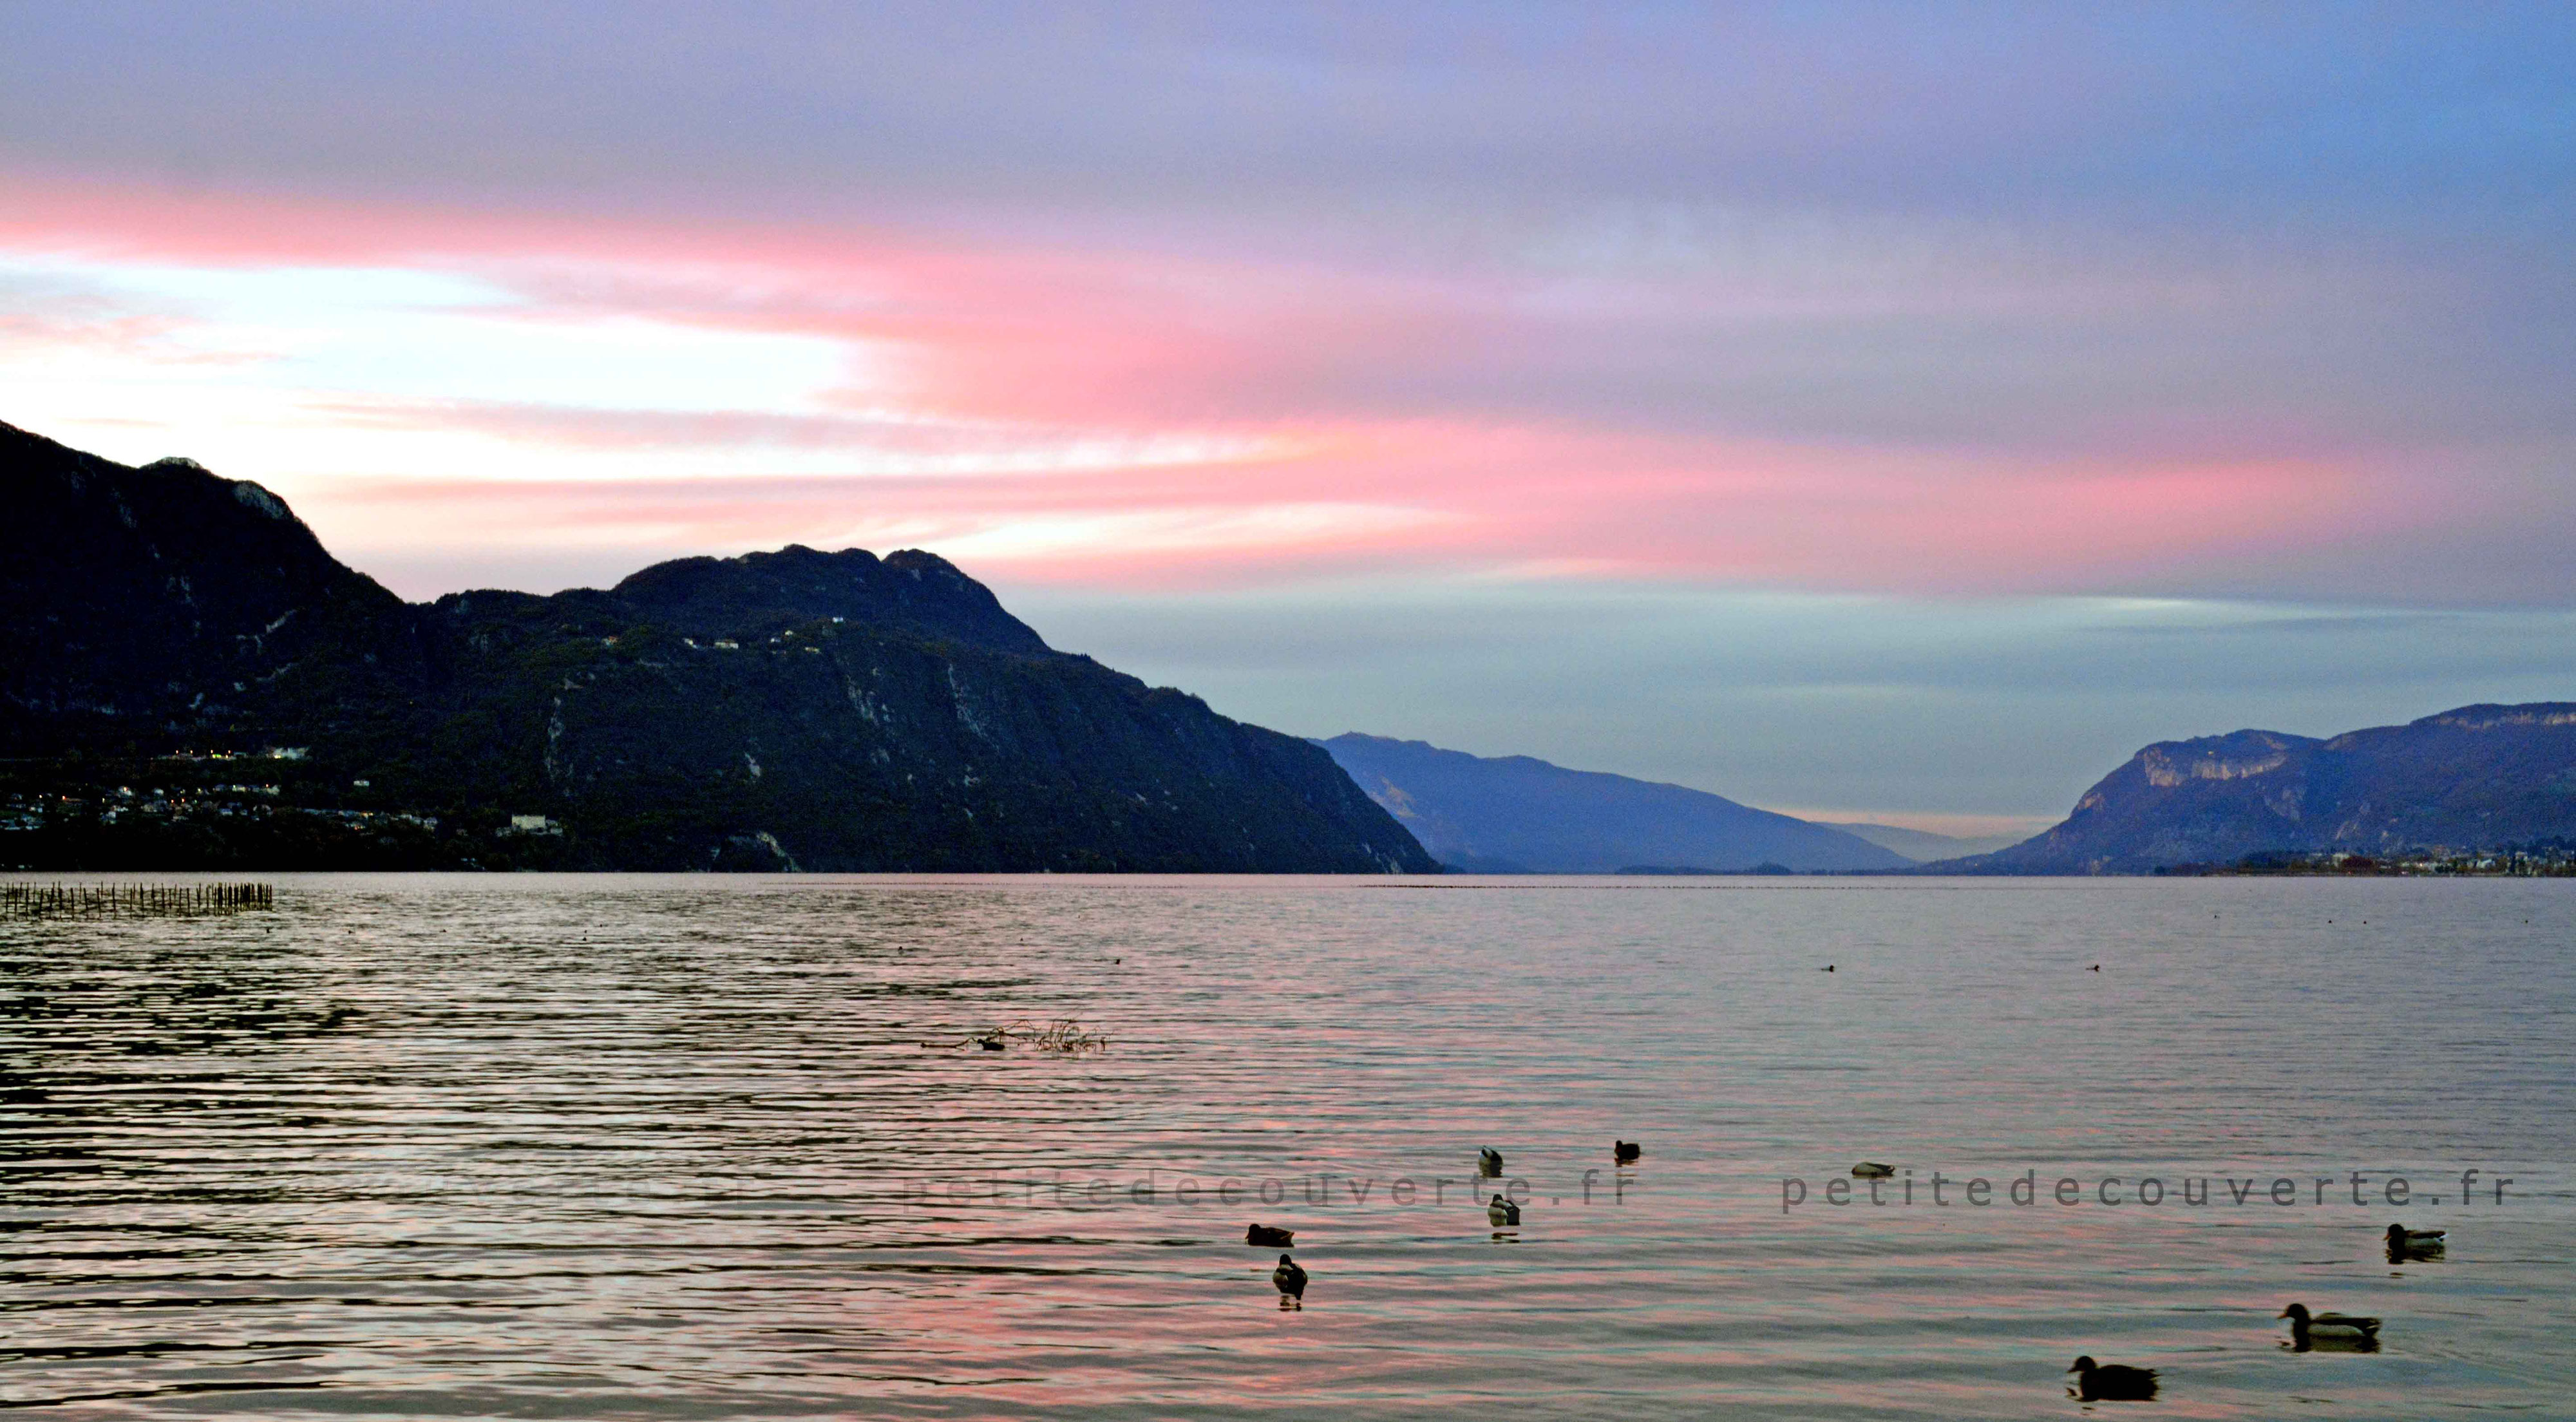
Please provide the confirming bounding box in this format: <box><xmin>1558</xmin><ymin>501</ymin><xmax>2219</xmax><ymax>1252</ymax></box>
<box><xmin>1940</xmin><ymin>705</ymin><xmax>2576</xmax><ymax>873</ymax></box>
<box><xmin>1824</xmin><ymin>822</ymin><xmax>2031</xmax><ymax>862</ymax></box>
<box><xmin>0</xmin><ymin>419</ymin><xmax>1435</xmax><ymax>873</ymax></box>
<box><xmin>15</xmin><ymin>418</ymin><xmax>2565</xmax><ymax>878</ymax></box>
<box><xmin>1315</xmin><ymin>734</ymin><xmax>1910</xmax><ymax>873</ymax></box>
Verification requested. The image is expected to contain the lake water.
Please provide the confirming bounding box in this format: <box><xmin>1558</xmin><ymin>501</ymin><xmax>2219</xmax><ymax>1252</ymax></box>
<box><xmin>3</xmin><ymin>875</ymin><xmax>2570</xmax><ymax>1418</ymax></box>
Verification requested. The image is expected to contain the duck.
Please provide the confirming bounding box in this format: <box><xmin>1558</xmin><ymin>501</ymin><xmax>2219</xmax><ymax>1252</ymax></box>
<box><xmin>2066</xmin><ymin>1356</ymin><xmax>2158</xmax><ymax>1401</ymax></box>
<box><xmin>1487</xmin><ymin>1194</ymin><xmax>1522</xmax><ymax>1227</ymax></box>
<box><xmin>1613</xmin><ymin>1140</ymin><xmax>1642</xmax><ymax>1164</ymax></box>
<box><xmin>1271</xmin><ymin>1253</ymin><xmax>1306</xmax><ymax>1301</ymax></box>
<box><xmin>1852</xmin><ymin>1162</ymin><xmax>1895</xmax><ymax>1178</ymax></box>
<box><xmin>2279</xmin><ymin>1302</ymin><xmax>2380</xmax><ymax>1345</ymax></box>
<box><xmin>1245</xmin><ymin>1224</ymin><xmax>1294</xmax><ymax>1247</ymax></box>
<box><xmin>1822</xmin><ymin>964</ymin><xmax>1835</xmax><ymax>972</ymax></box>
<box><xmin>1479</xmin><ymin>1147</ymin><xmax>1504</xmax><ymax>1177</ymax></box>
<box><xmin>2385</xmin><ymin>1223</ymin><xmax>2446</xmax><ymax>1253</ymax></box>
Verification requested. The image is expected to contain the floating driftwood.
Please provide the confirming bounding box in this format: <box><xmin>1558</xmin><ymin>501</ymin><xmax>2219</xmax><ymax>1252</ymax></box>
<box><xmin>922</xmin><ymin>1018</ymin><xmax>1110</xmax><ymax>1054</ymax></box>
<box><xmin>0</xmin><ymin>882</ymin><xmax>274</xmax><ymax>918</ymax></box>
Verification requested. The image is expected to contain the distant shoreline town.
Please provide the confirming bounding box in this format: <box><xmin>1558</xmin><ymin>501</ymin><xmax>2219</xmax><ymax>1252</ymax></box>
<box><xmin>2159</xmin><ymin>849</ymin><xmax>2576</xmax><ymax>877</ymax></box>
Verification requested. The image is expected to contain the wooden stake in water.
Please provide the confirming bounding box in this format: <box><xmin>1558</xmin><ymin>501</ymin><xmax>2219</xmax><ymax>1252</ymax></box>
<box><xmin>0</xmin><ymin>882</ymin><xmax>274</xmax><ymax>917</ymax></box>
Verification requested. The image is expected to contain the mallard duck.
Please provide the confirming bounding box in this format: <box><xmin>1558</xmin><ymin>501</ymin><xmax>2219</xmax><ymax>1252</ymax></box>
<box><xmin>2385</xmin><ymin>1223</ymin><xmax>2445</xmax><ymax>1252</ymax></box>
<box><xmin>1245</xmin><ymin>1224</ymin><xmax>1293</xmax><ymax>1247</ymax></box>
<box><xmin>1479</xmin><ymin>1147</ymin><xmax>1504</xmax><ymax>1177</ymax></box>
<box><xmin>1614</xmin><ymin>1140</ymin><xmax>1642</xmax><ymax>1164</ymax></box>
<box><xmin>1852</xmin><ymin>1162</ymin><xmax>1895</xmax><ymax>1178</ymax></box>
<box><xmin>2066</xmin><ymin>1356</ymin><xmax>2158</xmax><ymax>1401</ymax></box>
<box><xmin>2280</xmin><ymin>1302</ymin><xmax>2380</xmax><ymax>1344</ymax></box>
<box><xmin>1272</xmin><ymin>1254</ymin><xmax>1306</xmax><ymax>1300</ymax></box>
<box><xmin>1487</xmin><ymin>1194</ymin><xmax>1521</xmax><ymax>1226</ymax></box>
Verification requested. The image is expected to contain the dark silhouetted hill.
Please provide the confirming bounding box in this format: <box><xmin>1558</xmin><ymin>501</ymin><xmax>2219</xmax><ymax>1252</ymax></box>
<box><xmin>0</xmin><ymin>421</ymin><xmax>416</xmax><ymax>755</ymax></box>
<box><xmin>610</xmin><ymin>545</ymin><xmax>1053</xmax><ymax>654</ymax></box>
<box><xmin>0</xmin><ymin>419</ymin><xmax>1433</xmax><ymax>873</ymax></box>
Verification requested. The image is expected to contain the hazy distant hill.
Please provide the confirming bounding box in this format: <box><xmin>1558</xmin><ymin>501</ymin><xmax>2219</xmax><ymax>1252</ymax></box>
<box><xmin>1825</xmin><ymin>822</ymin><xmax>2029</xmax><ymax>862</ymax></box>
<box><xmin>1940</xmin><ymin>706</ymin><xmax>2576</xmax><ymax>873</ymax></box>
<box><xmin>1316</xmin><ymin>734</ymin><xmax>1911</xmax><ymax>873</ymax></box>
<box><xmin>0</xmin><ymin>418</ymin><xmax>1434</xmax><ymax>873</ymax></box>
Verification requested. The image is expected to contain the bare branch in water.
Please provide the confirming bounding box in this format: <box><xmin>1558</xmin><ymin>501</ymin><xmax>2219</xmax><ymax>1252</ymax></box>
<box><xmin>920</xmin><ymin>1018</ymin><xmax>1109</xmax><ymax>1053</ymax></box>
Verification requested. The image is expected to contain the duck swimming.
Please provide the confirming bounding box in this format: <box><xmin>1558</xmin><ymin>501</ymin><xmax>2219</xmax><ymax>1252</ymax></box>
<box><xmin>1246</xmin><ymin>1224</ymin><xmax>1294</xmax><ymax>1247</ymax></box>
<box><xmin>2066</xmin><ymin>1356</ymin><xmax>2158</xmax><ymax>1401</ymax></box>
<box><xmin>1487</xmin><ymin>1194</ymin><xmax>1522</xmax><ymax>1227</ymax></box>
<box><xmin>1479</xmin><ymin>1147</ymin><xmax>1504</xmax><ymax>1177</ymax></box>
<box><xmin>1272</xmin><ymin>1253</ymin><xmax>1307</xmax><ymax>1302</ymax></box>
<box><xmin>1614</xmin><ymin>1141</ymin><xmax>1642</xmax><ymax>1164</ymax></box>
<box><xmin>1852</xmin><ymin>1162</ymin><xmax>1895</xmax><ymax>1178</ymax></box>
<box><xmin>2385</xmin><ymin>1223</ymin><xmax>2446</xmax><ymax>1254</ymax></box>
<box><xmin>2280</xmin><ymin>1302</ymin><xmax>2380</xmax><ymax>1347</ymax></box>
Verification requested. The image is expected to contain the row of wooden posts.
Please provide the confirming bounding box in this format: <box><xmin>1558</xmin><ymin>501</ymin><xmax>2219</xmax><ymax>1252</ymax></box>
<box><xmin>0</xmin><ymin>882</ymin><xmax>275</xmax><ymax>917</ymax></box>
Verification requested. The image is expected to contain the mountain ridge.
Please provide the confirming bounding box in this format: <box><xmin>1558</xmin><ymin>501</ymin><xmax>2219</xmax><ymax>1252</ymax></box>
<box><xmin>1937</xmin><ymin>708</ymin><xmax>2576</xmax><ymax>873</ymax></box>
<box><xmin>0</xmin><ymin>418</ymin><xmax>1435</xmax><ymax>873</ymax></box>
<box><xmin>1316</xmin><ymin>732</ymin><xmax>1910</xmax><ymax>873</ymax></box>
<box><xmin>1823</xmin><ymin>822</ymin><xmax>2032</xmax><ymax>862</ymax></box>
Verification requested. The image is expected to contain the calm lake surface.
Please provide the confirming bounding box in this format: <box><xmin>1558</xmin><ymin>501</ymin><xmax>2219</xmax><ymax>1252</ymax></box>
<box><xmin>3</xmin><ymin>875</ymin><xmax>2570</xmax><ymax>1419</ymax></box>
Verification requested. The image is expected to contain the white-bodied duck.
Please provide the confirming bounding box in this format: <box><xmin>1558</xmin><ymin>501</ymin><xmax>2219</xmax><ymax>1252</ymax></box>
<box><xmin>1487</xmin><ymin>1194</ymin><xmax>1522</xmax><ymax>1227</ymax></box>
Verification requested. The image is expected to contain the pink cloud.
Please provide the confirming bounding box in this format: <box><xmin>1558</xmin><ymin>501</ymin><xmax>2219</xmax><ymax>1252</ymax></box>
<box><xmin>0</xmin><ymin>171</ymin><xmax>2407</xmax><ymax>595</ymax></box>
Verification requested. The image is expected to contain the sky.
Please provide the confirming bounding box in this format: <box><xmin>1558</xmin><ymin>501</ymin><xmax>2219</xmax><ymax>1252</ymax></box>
<box><xmin>6</xmin><ymin>3</ymin><xmax>2575</xmax><ymax>833</ymax></box>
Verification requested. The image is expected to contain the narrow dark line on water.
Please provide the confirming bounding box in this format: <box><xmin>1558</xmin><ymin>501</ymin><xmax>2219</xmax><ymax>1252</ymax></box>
<box><xmin>0</xmin><ymin>1380</ymin><xmax>332</xmax><ymax>1411</ymax></box>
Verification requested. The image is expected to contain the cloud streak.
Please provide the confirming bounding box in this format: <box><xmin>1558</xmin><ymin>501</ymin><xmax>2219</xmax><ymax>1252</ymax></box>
<box><xmin>3</xmin><ymin>5</ymin><xmax>2572</xmax><ymax>816</ymax></box>
<box><xmin>0</xmin><ymin>171</ymin><xmax>2508</xmax><ymax>600</ymax></box>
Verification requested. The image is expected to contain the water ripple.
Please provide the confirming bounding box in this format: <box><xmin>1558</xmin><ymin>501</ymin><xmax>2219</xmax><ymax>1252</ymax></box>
<box><xmin>1</xmin><ymin>873</ymin><xmax>2569</xmax><ymax>1418</ymax></box>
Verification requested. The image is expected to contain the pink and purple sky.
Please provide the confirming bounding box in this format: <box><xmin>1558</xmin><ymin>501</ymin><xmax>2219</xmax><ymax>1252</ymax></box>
<box><xmin>6</xmin><ymin>4</ymin><xmax>2574</xmax><ymax>831</ymax></box>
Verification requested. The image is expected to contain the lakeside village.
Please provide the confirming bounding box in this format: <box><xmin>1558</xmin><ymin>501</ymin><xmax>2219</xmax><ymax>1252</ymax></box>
<box><xmin>2162</xmin><ymin>848</ymin><xmax>2576</xmax><ymax>877</ymax></box>
<box><xmin>0</xmin><ymin>747</ymin><xmax>564</xmax><ymax>871</ymax></box>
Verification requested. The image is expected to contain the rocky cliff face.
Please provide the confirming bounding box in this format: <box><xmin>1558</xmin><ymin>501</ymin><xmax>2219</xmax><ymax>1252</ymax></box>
<box><xmin>1944</xmin><ymin>710</ymin><xmax>2576</xmax><ymax>873</ymax></box>
<box><xmin>0</xmin><ymin>419</ymin><xmax>1434</xmax><ymax>873</ymax></box>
